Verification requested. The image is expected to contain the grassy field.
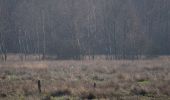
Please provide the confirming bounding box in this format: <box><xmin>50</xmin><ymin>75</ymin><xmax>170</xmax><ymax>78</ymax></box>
<box><xmin>0</xmin><ymin>56</ymin><xmax>170</xmax><ymax>100</ymax></box>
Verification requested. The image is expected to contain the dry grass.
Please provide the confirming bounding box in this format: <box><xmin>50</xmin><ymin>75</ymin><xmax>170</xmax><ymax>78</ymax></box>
<box><xmin>0</xmin><ymin>56</ymin><xmax>170</xmax><ymax>100</ymax></box>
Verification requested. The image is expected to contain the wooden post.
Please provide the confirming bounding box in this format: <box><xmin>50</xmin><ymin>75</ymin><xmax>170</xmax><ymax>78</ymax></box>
<box><xmin>38</xmin><ymin>80</ymin><xmax>41</xmax><ymax>93</ymax></box>
<box><xmin>93</xmin><ymin>82</ymin><xmax>96</xmax><ymax>88</ymax></box>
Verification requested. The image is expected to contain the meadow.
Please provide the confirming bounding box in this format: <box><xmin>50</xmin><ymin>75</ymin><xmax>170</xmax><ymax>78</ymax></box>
<box><xmin>0</xmin><ymin>56</ymin><xmax>170</xmax><ymax>100</ymax></box>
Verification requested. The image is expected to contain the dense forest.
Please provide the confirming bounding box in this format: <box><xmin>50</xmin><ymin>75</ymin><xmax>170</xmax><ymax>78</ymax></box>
<box><xmin>0</xmin><ymin>0</ymin><xmax>170</xmax><ymax>60</ymax></box>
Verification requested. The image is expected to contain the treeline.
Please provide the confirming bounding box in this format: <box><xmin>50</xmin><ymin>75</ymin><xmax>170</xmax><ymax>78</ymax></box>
<box><xmin>0</xmin><ymin>0</ymin><xmax>170</xmax><ymax>60</ymax></box>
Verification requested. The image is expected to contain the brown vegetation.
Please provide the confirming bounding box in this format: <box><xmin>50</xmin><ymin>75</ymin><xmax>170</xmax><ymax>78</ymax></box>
<box><xmin>0</xmin><ymin>56</ymin><xmax>170</xmax><ymax>99</ymax></box>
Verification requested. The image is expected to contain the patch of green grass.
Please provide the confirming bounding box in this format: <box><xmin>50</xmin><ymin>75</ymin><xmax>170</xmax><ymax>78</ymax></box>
<box><xmin>50</xmin><ymin>96</ymin><xmax>76</xmax><ymax>100</ymax></box>
<box><xmin>7</xmin><ymin>75</ymin><xmax>19</xmax><ymax>80</ymax></box>
<box><xmin>137</xmin><ymin>80</ymin><xmax>150</xmax><ymax>85</ymax></box>
<box><xmin>92</xmin><ymin>75</ymin><xmax>104</xmax><ymax>82</ymax></box>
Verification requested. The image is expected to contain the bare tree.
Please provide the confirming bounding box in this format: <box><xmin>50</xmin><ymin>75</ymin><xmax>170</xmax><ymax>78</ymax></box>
<box><xmin>36</xmin><ymin>22</ymin><xmax>41</xmax><ymax>60</ymax></box>
<box><xmin>41</xmin><ymin>10</ymin><xmax>46</xmax><ymax>60</ymax></box>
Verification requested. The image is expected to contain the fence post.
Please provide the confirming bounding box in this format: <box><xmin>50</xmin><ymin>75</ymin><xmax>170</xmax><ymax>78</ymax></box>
<box><xmin>93</xmin><ymin>82</ymin><xmax>96</xmax><ymax>88</ymax></box>
<box><xmin>38</xmin><ymin>80</ymin><xmax>41</xmax><ymax>93</ymax></box>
